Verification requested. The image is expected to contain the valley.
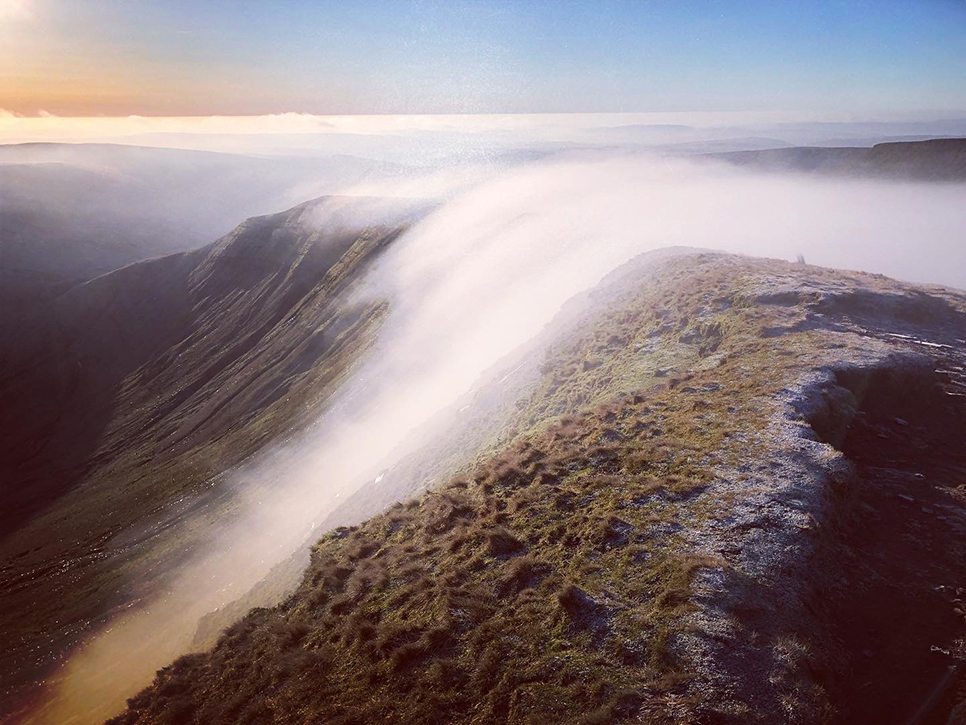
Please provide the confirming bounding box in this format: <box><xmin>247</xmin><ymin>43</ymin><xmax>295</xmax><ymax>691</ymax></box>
<box><xmin>0</xmin><ymin>195</ymin><xmax>425</xmax><ymax>721</ymax></box>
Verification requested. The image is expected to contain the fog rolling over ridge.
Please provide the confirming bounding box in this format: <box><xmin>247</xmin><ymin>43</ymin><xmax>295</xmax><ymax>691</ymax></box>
<box><xmin>6</xmin><ymin>0</ymin><xmax>966</xmax><ymax>720</ymax></box>
<box><xmin>31</xmin><ymin>152</ymin><xmax>966</xmax><ymax>723</ymax></box>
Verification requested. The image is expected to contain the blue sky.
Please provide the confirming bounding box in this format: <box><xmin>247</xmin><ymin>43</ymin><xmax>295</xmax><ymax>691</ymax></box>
<box><xmin>2</xmin><ymin>0</ymin><xmax>965</xmax><ymax>116</ymax></box>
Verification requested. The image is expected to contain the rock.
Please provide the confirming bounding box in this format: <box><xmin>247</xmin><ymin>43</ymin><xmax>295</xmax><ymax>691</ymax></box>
<box><xmin>897</xmin><ymin>494</ymin><xmax>915</xmax><ymax>502</ymax></box>
<box><xmin>895</xmin><ymin>417</ymin><xmax>910</xmax><ymax>426</ymax></box>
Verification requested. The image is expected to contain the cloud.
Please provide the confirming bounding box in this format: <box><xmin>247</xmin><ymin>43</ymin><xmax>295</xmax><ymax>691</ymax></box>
<box><xmin>0</xmin><ymin>0</ymin><xmax>31</xmax><ymax>21</ymax></box>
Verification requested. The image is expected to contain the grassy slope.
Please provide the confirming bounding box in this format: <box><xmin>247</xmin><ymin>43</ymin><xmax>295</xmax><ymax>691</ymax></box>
<box><xmin>0</xmin><ymin>199</ymin><xmax>415</xmax><ymax>716</ymax></box>
<box><xmin>112</xmin><ymin>252</ymin><xmax>966</xmax><ymax>724</ymax></box>
<box><xmin>185</xmin><ymin>247</ymin><xmax>708</xmax><ymax>645</ymax></box>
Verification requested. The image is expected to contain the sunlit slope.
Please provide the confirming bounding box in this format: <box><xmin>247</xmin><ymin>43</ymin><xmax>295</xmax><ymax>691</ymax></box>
<box><xmin>0</xmin><ymin>197</ymin><xmax>422</xmax><ymax>719</ymax></box>
<box><xmin>115</xmin><ymin>252</ymin><xmax>966</xmax><ymax>724</ymax></box>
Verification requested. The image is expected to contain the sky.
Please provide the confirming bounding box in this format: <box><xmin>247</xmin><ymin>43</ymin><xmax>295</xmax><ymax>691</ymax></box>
<box><xmin>1</xmin><ymin>0</ymin><xmax>965</xmax><ymax>118</ymax></box>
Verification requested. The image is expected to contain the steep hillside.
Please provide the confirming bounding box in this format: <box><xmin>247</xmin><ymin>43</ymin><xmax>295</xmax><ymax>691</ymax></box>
<box><xmin>714</xmin><ymin>137</ymin><xmax>966</xmax><ymax>180</ymax></box>
<box><xmin>0</xmin><ymin>196</ymin><xmax>429</xmax><ymax>720</ymax></box>
<box><xmin>113</xmin><ymin>252</ymin><xmax>966</xmax><ymax>724</ymax></box>
<box><xmin>0</xmin><ymin>143</ymin><xmax>394</xmax><ymax>320</ymax></box>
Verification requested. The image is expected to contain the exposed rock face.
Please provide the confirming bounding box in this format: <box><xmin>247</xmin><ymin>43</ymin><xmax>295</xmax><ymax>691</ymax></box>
<box><xmin>108</xmin><ymin>251</ymin><xmax>966</xmax><ymax>724</ymax></box>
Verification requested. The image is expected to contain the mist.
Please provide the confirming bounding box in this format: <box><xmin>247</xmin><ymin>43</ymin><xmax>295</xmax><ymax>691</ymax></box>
<box><xmin>5</xmin><ymin>111</ymin><xmax>966</xmax><ymax>159</ymax></box>
<box><xmin>33</xmin><ymin>153</ymin><xmax>966</xmax><ymax>723</ymax></box>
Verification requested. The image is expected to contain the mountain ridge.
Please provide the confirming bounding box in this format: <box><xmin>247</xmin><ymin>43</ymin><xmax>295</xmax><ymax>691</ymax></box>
<box><xmin>0</xmin><ymin>143</ymin><xmax>399</xmax><ymax>321</ymax></box>
<box><xmin>712</xmin><ymin>137</ymin><xmax>966</xmax><ymax>180</ymax></box>
<box><xmin>109</xmin><ymin>251</ymin><xmax>966</xmax><ymax>724</ymax></box>
<box><xmin>0</xmin><ymin>196</ymin><xmax>428</xmax><ymax>721</ymax></box>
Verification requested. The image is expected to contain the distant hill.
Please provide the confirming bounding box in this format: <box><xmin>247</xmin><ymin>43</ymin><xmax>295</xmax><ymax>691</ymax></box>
<box><xmin>712</xmin><ymin>137</ymin><xmax>966</xmax><ymax>180</ymax></box>
<box><xmin>0</xmin><ymin>143</ymin><xmax>397</xmax><ymax>321</ymax></box>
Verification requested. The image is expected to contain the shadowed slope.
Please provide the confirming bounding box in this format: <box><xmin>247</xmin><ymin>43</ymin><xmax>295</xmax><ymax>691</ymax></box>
<box><xmin>0</xmin><ymin>196</ymin><xmax>429</xmax><ymax>720</ymax></box>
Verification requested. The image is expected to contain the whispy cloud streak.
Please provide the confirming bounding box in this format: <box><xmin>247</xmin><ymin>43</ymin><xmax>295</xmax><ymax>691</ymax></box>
<box><xmin>36</xmin><ymin>153</ymin><xmax>966</xmax><ymax>723</ymax></box>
